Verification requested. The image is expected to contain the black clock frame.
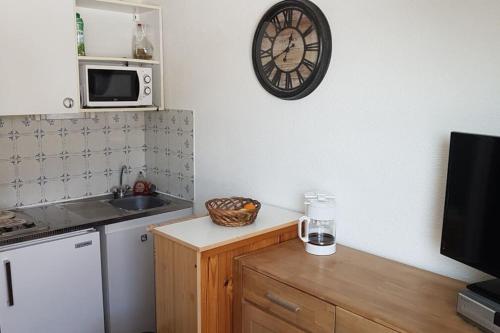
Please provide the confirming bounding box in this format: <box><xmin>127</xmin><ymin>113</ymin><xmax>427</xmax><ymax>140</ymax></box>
<box><xmin>252</xmin><ymin>0</ymin><xmax>332</xmax><ymax>100</ymax></box>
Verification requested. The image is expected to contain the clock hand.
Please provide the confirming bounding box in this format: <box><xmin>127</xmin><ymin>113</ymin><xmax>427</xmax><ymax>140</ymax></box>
<box><xmin>278</xmin><ymin>32</ymin><xmax>295</xmax><ymax>61</ymax></box>
<box><xmin>273</xmin><ymin>47</ymin><xmax>290</xmax><ymax>60</ymax></box>
<box><xmin>283</xmin><ymin>43</ymin><xmax>295</xmax><ymax>62</ymax></box>
<box><xmin>273</xmin><ymin>33</ymin><xmax>295</xmax><ymax>61</ymax></box>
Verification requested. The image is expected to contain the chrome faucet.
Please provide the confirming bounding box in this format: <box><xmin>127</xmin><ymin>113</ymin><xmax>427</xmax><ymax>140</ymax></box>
<box><xmin>111</xmin><ymin>165</ymin><xmax>130</xmax><ymax>199</ymax></box>
<box><xmin>119</xmin><ymin>165</ymin><xmax>127</xmax><ymax>189</ymax></box>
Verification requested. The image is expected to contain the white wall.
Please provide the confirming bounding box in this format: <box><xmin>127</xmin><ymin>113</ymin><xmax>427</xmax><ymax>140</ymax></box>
<box><xmin>162</xmin><ymin>0</ymin><xmax>500</xmax><ymax>282</ymax></box>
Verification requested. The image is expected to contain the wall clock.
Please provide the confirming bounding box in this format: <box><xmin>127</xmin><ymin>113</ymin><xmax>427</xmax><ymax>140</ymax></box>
<box><xmin>252</xmin><ymin>0</ymin><xmax>332</xmax><ymax>100</ymax></box>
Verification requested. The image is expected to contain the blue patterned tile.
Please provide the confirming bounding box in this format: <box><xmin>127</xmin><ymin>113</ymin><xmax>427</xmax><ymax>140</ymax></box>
<box><xmin>83</xmin><ymin>170</ymin><xmax>93</xmax><ymax>180</ymax></box>
<box><xmin>37</xmin><ymin>176</ymin><xmax>48</xmax><ymax>186</ymax></box>
<box><xmin>21</xmin><ymin>118</ymin><xmax>31</xmax><ymax>128</ymax></box>
<box><xmin>60</xmin><ymin>173</ymin><xmax>71</xmax><ymax>183</ymax></box>
<box><xmin>122</xmin><ymin>124</ymin><xmax>131</xmax><ymax>134</ymax></box>
<box><xmin>80</xmin><ymin>126</ymin><xmax>91</xmax><ymax>136</ymax></box>
<box><xmin>8</xmin><ymin>130</ymin><xmax>20</xmax><ymax>141</ymax></box>
<box><xmin>11</xmin><ymin>178</ymin><xmax>23</xmax><ymax>190</ymax></box>
<box><xmin>82</xmin><ymin>149</ymin><xmax>92</xmax><ymax>158</ymax></box>
<box><xmin>35</xmin><ymin>152</ymin><xmax>46</xmax><ymax>162</ymax></box>
<box><xmin>144</xmin><ymin>109</ymin><xmax>194</xmax><ymax>200</ymax></box>
<box><xmin>102</xmin><ymin>125</ymin><xmax>112</xmax><ymax>135</ymax></box>
<box><xmin>122</xmin><ymin>145</ymin><xmax>132</xmax><ymax>154</ymax></box>
<box><xmin>58</xmin><ymin>151</ymin><xmax>70</xmax><ymax>160</ymax></box>
<box><xmin>0</xmin><ymin>111</ymin><xmax>152</xmax><ymax>209</ymax></box>
<box><xmin>57</xmin><ymin>128</ymin><xmax>69</xmax><ymax>137</ymax></box>
<box><xmin>9</xmin><ymin>155</ymin><xmax>22</xmax><ymax>165</ymax></box>
<box><xmin>34</xmin><ymin>128</ymin><xmax>45</xmax><ymax>139</ymax></box>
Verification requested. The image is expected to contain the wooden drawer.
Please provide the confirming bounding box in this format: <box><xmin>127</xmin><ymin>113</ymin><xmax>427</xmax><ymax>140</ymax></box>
<box><xmin>243</xmin><ymin>301</ymin><xmax>305</xmax><ymax>333</ymax></box>
<box><xmin>242</xmin><ymin>268</ymin><xmax>335</xmax><ymax>333</ymax></box>
<box><xmin>336</xmin><ymin>307</ymin><xmax>396</xmax><ymax>333</ymax></box>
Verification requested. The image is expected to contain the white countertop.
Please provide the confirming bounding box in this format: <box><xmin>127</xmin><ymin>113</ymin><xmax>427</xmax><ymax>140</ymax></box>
<box><xmin>153</xmin><ymin>204</ymin><xmax>302</xmax><ymax>252</ymax></box>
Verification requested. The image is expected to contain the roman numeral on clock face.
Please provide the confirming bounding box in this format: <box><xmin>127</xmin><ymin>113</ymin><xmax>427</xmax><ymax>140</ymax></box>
<box><xmin>283</xmin><ymin>9</ymin><xmax>293</xmax><ymax>28</ymax></box>
<box><xmin>271</xmin><ymin>16</ymin><xmax>283</xmax><ymax>32</ymax></box>
<box><xmin>296</xmin><ymin>12</ymin><xmax>303</xmax><ymax>28</ymax></box>
<box><xmin>260</xmin><ymin>48</ymin><xmax>272</xmax><ymax>59</ymax></box>
<box><xmin>296</xmin><ymin>69</ymin><xmax>305</xmax><ymax>85</ymax></box>
<box><xmin>303</xmin><ymin>25</ymin><xmax>315</xmax><ymax>38</ymax></box>
<box><xmin>305</xmin><ymin>42</ymin><xmax>320</xmax><ymax>52</ymax></box>
<box><xmin>303</xmin><ymin>59</ymin><xmax>316</xmax><ymax>72</ymax></box>
<box><xmin>271</xmin><ymin>69</ymin><xmax>282</xmax><ymax>87</ymax></box>
<box><xmin>285</xmin><ymin>72</ymin><xmax>293</xmax><ymax>89</ymax></box>
<box><xmin>262</xmin><ymin>60</ymin><xmax>275</xmax><ymax>77</ymax></box>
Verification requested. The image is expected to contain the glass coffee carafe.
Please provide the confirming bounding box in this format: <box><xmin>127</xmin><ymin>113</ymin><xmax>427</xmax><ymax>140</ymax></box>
<box><xmin>298</xmin><ymin>192</ymin><xmax>336</xmax><ymax>256</ymax></box>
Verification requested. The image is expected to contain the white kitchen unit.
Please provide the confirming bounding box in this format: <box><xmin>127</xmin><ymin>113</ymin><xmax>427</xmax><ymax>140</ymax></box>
<box><xmin>1</xmin><ymin>0</ymin><xmax>164</xmax><ymax>116</ymax></box>
<box><xmin>0</xmin><ymin>230</ymin><xmax>104</xmax><ymax>333</ymax></box>
<box><xmin>75</xmin><ymin>0</ymin><xmax>165</xmax><ymax>112</ymax></box>
<box><xmin>1</xmin><ymin>0</ymin><xmax>80</xmax><ymax>115</ymax></box>
<box><xmin>99</xmin><ymin>208</ymin><xmax>192</xmax><ymax>333</ymax></box>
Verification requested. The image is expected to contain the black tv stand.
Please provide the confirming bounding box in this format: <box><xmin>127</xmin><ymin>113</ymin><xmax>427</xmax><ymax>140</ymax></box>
<box><xmin>467</xmin><ymin>278</ymin><xmax>500</xmax><ymax>304</ymax></box>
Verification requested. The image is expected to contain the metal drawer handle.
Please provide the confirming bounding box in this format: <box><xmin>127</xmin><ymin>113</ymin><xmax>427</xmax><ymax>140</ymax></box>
<box><xmin>4</xmin><ymin>261</ymin><xmax>14</xmax><ymax>307</ymax></box>
<box><xmin>265</xmin><ymin>292</ymin><xmax>300</xmax><ymax>313</ymax></box>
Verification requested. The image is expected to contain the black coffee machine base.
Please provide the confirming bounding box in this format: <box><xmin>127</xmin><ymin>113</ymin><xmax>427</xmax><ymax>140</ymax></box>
<box><xmin>468</xmin><ymin>278</ymin><xmax>500</xmax><ymax>304</ymax></box>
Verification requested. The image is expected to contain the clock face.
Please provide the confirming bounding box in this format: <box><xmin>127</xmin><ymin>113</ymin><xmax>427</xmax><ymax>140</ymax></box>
<box><xmin>252</xmin><ymin>0</ymin><xmax>332</xmax><ymax>100</ymax></box>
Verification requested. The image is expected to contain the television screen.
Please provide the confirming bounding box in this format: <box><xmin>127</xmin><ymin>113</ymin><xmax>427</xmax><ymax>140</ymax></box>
<box><xmin>441</xmin><ymin>132</ymin><xmax>500</xmax><ymax>278</ymax></box>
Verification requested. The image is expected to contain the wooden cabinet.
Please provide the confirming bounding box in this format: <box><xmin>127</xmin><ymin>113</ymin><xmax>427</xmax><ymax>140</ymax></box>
<box><xmin>2</xmin><ymin>0</ymin><xmax>80</xmax><ymax>115</ymax></box>
<box><xmin>335</xmin><ymin>307</ymin><xmax>395</xmax><ymax>333</ymax></box>
<box><xmin>154</xmin><ymin>223</ymin><xmax>297</xmax><ymax>333</ymax></box>
<box><xmin>235</xmin><ymin>240</ymin><xmax>480</xmax><ymax>333</ymax></box>
<box><xmin>242</xmin><ymin>301</ymin><xmax>305</xmax><ymax>333</ymax></box>
<box><xmin>154</xmin><ymin>235</ymin><xmax>198</xmax><ymax>333</ymax></box>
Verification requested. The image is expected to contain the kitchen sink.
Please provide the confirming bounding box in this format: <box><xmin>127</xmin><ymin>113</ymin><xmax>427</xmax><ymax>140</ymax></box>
<box><xmin>109</xmin><ymin>196</ymin><xmax>168</xmax><ymax>211</ymax></box>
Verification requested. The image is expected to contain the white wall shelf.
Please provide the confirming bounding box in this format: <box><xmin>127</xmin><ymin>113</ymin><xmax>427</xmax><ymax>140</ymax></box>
<box><xmin>80</xmin><ymin>106</ymin><xmax>159</xmax><ymax>112</ymax></box>
<box><xmin>76</xmin><ymin>0</ymin><xmax>165</xmax><ymax>111</ymax></box>
<box><xmin>76</xmin><ymin>0</ymin><xmax>161</xmax><ymax>14</ymax></box>
<box><xmin>78</xmin><ymin>55</ymin><xmax>160</xmax><ymax>64</ymax></box>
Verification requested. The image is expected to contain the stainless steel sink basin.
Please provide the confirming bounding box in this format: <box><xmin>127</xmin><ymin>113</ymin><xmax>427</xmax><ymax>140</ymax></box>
<box><xmin>109</xmin><ymin>196</ymin><xmax>168</xmax><ymax>211</ymax></box>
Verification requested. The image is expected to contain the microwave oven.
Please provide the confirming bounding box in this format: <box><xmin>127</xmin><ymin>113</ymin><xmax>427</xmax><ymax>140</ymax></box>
<box><xmin>80</xmin><ymin>65</ymin><xmax>153</xmax><ymax>108</ymax></box>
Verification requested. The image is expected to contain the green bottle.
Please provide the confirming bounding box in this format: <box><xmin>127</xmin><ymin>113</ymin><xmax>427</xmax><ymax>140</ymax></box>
<box><xmin>76</xmin><ymin>13</ymin><xmax>85</xmax><ymax>56</ymax></box>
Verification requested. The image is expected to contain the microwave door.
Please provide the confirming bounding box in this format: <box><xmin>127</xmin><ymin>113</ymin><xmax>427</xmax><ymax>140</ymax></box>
<box><xmin>87</xmin><ymin>69</ymin><xmax>141</xmax><ymax>107</ymax></box>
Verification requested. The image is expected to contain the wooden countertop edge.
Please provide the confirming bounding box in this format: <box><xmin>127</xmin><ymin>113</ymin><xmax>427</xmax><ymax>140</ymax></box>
<box><xmin>236</xmin><ymin>241</ymin><xmax>477</xmax><ymax>333</ymax></box>
<box><xmin>147</xmin><ymin>214</ymin><xmax>199</xmax><ymax>232</ymax></box>
<box><xmin>151</xmin><ymin>219</ymin><xmax>299</xmax><ymax>253</ymax></box>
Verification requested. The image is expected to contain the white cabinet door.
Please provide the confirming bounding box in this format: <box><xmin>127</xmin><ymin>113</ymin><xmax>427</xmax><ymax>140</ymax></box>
<box><xmin>1</xmin><ymin>0</ymin><xmax>79</xmax><ymax>115</ymax></box>
<box><xmin>0</xmin><ymin>231</ymin><xmax>105</xmax><ymax>333</ymax></box>
<box><xmin>102</xmin><ymin>218</ymin><xmax>156</xmax><ymax>333</ymax></box>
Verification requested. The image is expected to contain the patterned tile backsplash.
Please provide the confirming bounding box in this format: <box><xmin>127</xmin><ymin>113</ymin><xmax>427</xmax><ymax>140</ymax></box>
<box><xmin>145</xmin><ymin>110</ymin><xmax>194</xmax><ymax>201</ymax></box>
<box><xmin>0</xmin><ymin>110</ymin><xmax>194</xmax><ymax>209</ymax></box>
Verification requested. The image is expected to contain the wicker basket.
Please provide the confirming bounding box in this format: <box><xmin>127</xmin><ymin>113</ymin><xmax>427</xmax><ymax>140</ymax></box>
<box><xmin>205</xmin><ymin>197</ymin><xmax>261</xmax><ymax>227</ymax></box>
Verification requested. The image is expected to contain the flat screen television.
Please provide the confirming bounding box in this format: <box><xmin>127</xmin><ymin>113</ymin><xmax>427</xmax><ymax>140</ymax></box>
<box><xmin>441</xmin><ymin>132</ymin><xmax>500</xmax><ymax>302</ymax></box>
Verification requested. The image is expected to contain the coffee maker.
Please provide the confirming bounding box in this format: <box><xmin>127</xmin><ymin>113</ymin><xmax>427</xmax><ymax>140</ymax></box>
<box><xmin>298</xmin><ymin>192</ymin><xmax>336</xmax><ymax>256</ymax></box>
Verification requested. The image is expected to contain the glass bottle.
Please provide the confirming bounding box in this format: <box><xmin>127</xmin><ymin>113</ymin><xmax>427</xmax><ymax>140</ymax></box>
<box><xmin>133</xmin><ymin>23</ymin><xmax>154</xmax><ymax>60</ymax></box>
<box><xmin>76</xmin><ymin>13</ymin><xmax>85</xmax><ymax>56</ymax></box>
